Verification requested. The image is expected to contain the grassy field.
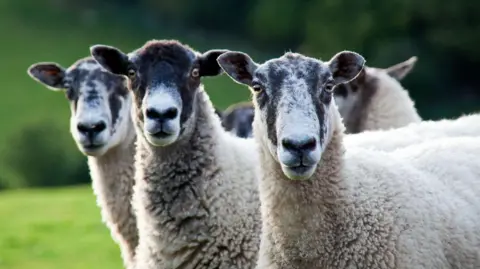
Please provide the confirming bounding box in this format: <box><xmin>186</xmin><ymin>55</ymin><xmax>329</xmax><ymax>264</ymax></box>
<box><xmin>0</xmin><ymin>186</ymin><xmax>123</xmax><ymax>269</ymax></box>
<box><xmin>0</xmin><ymin>2</ymin><xmax>267</xmax><ymax>185</ymax></box>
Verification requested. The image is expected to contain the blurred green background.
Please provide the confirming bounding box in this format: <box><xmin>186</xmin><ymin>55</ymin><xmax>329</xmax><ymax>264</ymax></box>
<box><xmin>0</xmin><ymin>0</ymin><xmax>479</xmax><ymax>268</ymax></box>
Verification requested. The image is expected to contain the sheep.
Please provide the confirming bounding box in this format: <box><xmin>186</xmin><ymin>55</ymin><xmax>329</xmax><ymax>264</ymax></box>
<box><xmin>90</xmin><ymin>40</ymin><xmax>261</xmax><ymax>269</ymax></box>
<box><xmin>218</xmin><ymin>50</ymin><xmax>480</xmax><ymax>269</ymax></box>
<box><xmin>27</xmin><ymin>57</ymin><xmax>138</xmax><ymax>269</ymax></box>
<box><xmin>220</xmin><ymin>101</ymin><xmax>255</xmax><ymax>138</ymax></box>
<box><xmin>334</xmin><ymin>56</ymin><xmax>421</xmax><ymax>133</ymax></box>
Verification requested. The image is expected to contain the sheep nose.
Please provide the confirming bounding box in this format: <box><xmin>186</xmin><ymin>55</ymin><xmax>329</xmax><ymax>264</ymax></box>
<box><xmin>145</xmin><ymin>107</ymin><xmax>178</xmax><ymax>122</ymax></box>
<box><xmin>237</xmin><ymin>125</ymin><xmax>252</xmax><ymax>138</ymax></box>
<box><xmin>77</xmin><ymin>121</ymin><xmax>107</xmax><ymax>138</ymax></box>
<box><xmin>281</xmin><ymin>135</ymin><xmax>317</xmax><ymax>156</ymax></box>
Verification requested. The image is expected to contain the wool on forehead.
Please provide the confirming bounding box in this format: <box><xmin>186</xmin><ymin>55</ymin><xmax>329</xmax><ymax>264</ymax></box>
<box><xmin>262</xmin><ymin>52</ymin><xmax>329</xmax><ymax>78</ymax></box>
<box><xmin>65</xmin><ymin>56</ymin><xmax>127</xmax><ymax>93</ymax></box>
<box><xmin>130</xmin><ymin>39</ymin><xmax>198</xmax><ymax>63</ymax></box>
<box><xmin>67</xmin><ymin>56</ymin><xmax>101</xmax><ymax>72</ymax></box>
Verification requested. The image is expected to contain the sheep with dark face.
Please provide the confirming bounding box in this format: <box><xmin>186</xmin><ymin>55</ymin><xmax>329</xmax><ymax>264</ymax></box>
<box><xmin>219</xmin><ymin>50</ymin><xmax>480</xmax><ymax>269</ymax></box>
<box><xmin>221</xmin><ymin>101</ymin><xmax>255</xmax><ymax>138</ymax></box>
<box><xmin>334</xmin><ymin>56</ymin><xmax>421</xmax><ymax>133</ymax></box>
<box><xmin>91</xmin><ymin>40</ymin><xmax>261</xmax><ymax>269</ymax></box>
<box><xmin>27</xmin><ymin>57</ymin><xmax>138</xmax><ymax>268</ymax></box>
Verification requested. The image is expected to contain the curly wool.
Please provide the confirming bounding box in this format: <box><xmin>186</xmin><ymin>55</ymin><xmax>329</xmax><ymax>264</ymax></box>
<box><xmin>256</xmin><ymin>107</ymin><xmax>480</xmax><ymax>269</ymax></box>
<box><xmin>132</xmin><ymin>88</ymin><xmax>261</xmax><ymax>269</ymax></box>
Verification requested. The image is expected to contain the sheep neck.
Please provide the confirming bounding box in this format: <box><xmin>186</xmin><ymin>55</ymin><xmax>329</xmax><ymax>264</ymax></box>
<box><xmin>134</xmin><ymin>89</ymin><xmax>223</xmax><ymax>263</ymax></box>
<box><xmin>87</xmin><ymin>119</ymin><xmax>138</xmax><ymax>267</ymax></box>
<box><xmin>257</xmin><ymin>114</ymin><xmax>347</xmax><ymax>267</ymax></box>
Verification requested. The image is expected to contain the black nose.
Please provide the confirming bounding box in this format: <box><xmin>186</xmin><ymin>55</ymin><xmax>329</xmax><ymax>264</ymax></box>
<box><xmin>282</xmin><ymin>136</ymin><xmax>317</xmax><ymax>155</ymax></box>
<box><xmin>77</xmin><ymin>121</ymin><xmax>107</xmax><ymax>138</ymax></box>
<box><xmin>237</xmin><ymin>126</ymin><xmax>252</xmax><ymax>138</ymax></box>
<box><xmin>145</xmin><ymin>107</ymin><xmax>178</xmax><ymax>121</ymax></box>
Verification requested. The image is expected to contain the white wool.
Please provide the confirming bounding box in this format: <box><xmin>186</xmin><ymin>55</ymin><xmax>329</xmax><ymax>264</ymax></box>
<box><xmin>335</xmin><ymin>67</ymin><xmax>421</xmax><ymax>134</ymax></box>
<box><xmin>354</xmin><ymin>68</ymin><xmax>421</xmax><ymax>131</ymax></box>
<box><xmin>345</xmin><ymin>113</ymin><xmax>480</xmax><ymax>151</ymax></box>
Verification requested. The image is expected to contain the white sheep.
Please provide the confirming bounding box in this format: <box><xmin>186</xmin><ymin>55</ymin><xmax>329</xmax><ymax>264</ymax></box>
<box><xmin>27</xmin><ymin>57</ymin><xmax>138</xmax><ymax>268</ymax></box>
<box><xmin>90</xmin><ymin>40</ymin><xmax>261</xmax><ymax>269</ymax></box>
<box><xmin>334</xmin><ymin>56</ymin><xmax>421</xmax><ymax>133</ymax></box>
<box><xmin>218</xmin><ymin>50</ymin><xmax>480</xmax><ymax>269</ymax></box>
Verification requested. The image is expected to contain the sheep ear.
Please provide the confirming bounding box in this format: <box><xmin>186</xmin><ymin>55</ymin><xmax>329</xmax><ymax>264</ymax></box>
<box><xmin>217</xmin><ymin>51</ymin><xmax>258</xmax><ymax>86</ymax></box>
<box><xmin>198</xmin><ymin>49</ymin><xmax>229</xmax><ymax>77</ymax></box>
<box><xmin>90</xmin><ymin>44</ymin><xmax>130</xmax><ymax>75</ymax></box>
<box><xmin>27</xmin><ymin>62</ymin><xmax>66</xmax><ymax>91</ymax></box>
<box><xmin>384</xmin><ymin>56</ymin><xmax>417</xmax><ymax>81</ymax></box>
<box><xmin>327</xmin><ymin>51</ymin><xmax>366</xmax><ymax>85</ymax></box>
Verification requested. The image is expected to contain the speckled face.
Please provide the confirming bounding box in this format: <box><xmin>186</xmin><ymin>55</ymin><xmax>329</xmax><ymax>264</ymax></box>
<box><xmin>218</xmin><ymin>50</ymin><xmax>365</xmax><ymax>180</ymax></box>
<box><xmin>90</xmin><ymin>40</ymin><xmax>227</xmax><ymax>147</ymax></box>
<box><xmin>27</xmin><ymin>57</ymin><xmax>131</xmax><ymax>156</ymax></box>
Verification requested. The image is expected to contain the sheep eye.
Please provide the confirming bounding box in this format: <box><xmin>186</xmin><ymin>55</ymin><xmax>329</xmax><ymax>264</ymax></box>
<box><xmin>252</xmin><ymin>84</ymin><xmax>263</xmax><ymax>93</ymax></box>
<box><xmin>191</xmin><ymin>68</ymin><xmax>200</xmax><ymax>78</ymax></box>
<box><xmin>127</xmin><ymin>69</ymin><xmax>136</xmax><ymax>78</ymax></box>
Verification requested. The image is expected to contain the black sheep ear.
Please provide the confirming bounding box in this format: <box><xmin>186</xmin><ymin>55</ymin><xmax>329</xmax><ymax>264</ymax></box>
<box><xmin>27</xmin><ymin>62</ymin><xmax>66</xmax><ymax>91</ymax></box>
<box><xmin>327</xmin><ymin>51</ymin><xmax>366</xmax><ymax>85</ymax></box>
<box><xmin>90</xmin><ymin>44</ymin><xmax>131</xmax><ymax>75</ymax></box>
<box><xmin>198</xmin><ymin>49</ymin><xmax>229</xmax><ymax>77</ymax></box>
<box><xmin>217</xmin><ymin>51</ymin><xmax>258</xmax><ymax>86</ymax></box>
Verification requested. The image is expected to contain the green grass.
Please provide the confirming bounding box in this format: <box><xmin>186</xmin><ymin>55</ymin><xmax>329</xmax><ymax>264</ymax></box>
<box><xmin>0</xmin><ymin>186</ymin><xmax>123</xmax><ymax>269</ymax></box>
<box><xmin>0</xmin><ymin>2</ymin><xmax>264</xmax><ymax>184</ymax></box>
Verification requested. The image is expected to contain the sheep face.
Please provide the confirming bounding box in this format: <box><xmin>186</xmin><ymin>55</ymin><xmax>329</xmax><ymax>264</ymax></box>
<box><xmin>90</xmin><ymin>40</ymin><xmax>227</xmax><ymax>147</ymax></box>
<box><xmin>334</xmin><ymin>56</ymin><xmax>417</xmax><ymax>130</ymax></box>
<box><xmin>221</xmin><ymin>102</ymin><xmax>255</xmax><ymax>138</ymax></box>
<box><xmin>27</xmin><ymin>58</ymin><xmax>131</xmax><ymax>156</ymax></box>
<box><xmin>218</xmin><ymin>51</ymin><xmax>365</xmax><ymax>180</ymax></box>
